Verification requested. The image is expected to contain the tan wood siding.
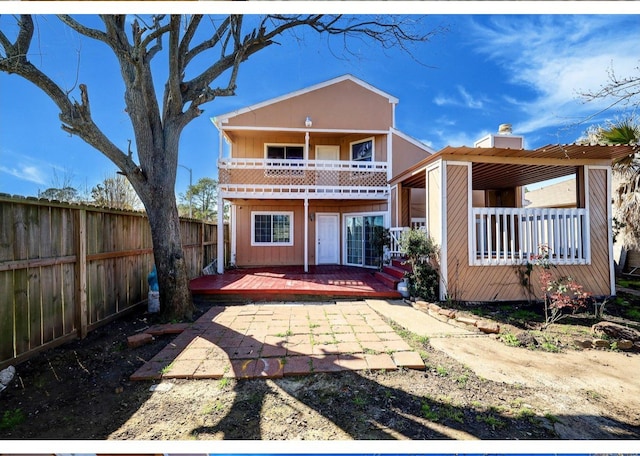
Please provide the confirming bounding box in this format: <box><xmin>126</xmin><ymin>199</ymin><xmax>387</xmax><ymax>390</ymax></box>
<box><xmin>232</xmin><ymin>199</ymin><xmax>388</xmax><ymax>267</ymax></box>
<box><xmin>224</xmin><ymin>79</ymin><xmax>393</xmax><ymax>131</ymax></box>
<box><xmin>444</xmin><ymin>164</ymin><xmax>471</xmax><ymax>299</ymax></box>
<box><xmin>583</xmin><ymin>168</ymin><xmax>611</xmax><ymax>295</ymax></box>
<box><xmin>401</xmin><ymin>187</ymin><xmax>411</xmax><ymax>227</ymax></box>
<box><xmin>445</xmin><ymin>166</ymin><xmax>613</xmax><ymax>302</ymax></box>
<box><xmin>428</xmin><ymin>166</ymin><xmax>441</xmax><ymax>245</ymax></box>
<box><xmin>234</xmin><ymin>201</ymin><xmax>304</xmax><ymax>267</ymax></box>
<box><xmin>230</xmin><ymin>133</ymin><xmax>387</xmax><ymax>162</ymax></box>
<box><xmin>391</xmin><ymin>132</ymin><xmax>431</xmax><ymax>177</ymax></box>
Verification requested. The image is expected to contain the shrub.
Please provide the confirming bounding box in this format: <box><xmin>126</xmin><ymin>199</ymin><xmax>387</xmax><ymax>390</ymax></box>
<box><xmin>530</xmin><ymin>244</ymin><xmax>592</xmax><ymax>329</ymax></box>
<box><xmin>370</xmin><ymin>226</ymin><xmax>391</xmax><ymax>269</ymax></box>
<box><xmin>399</xmin><ymin>229</ymin><xmax>440</xmax><ymax>301</ymax></box>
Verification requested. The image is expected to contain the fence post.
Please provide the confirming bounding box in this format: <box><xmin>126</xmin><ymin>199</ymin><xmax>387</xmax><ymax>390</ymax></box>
<box><xmin>75</xmin><ymin>208</ymin><xmax>88</xmax><ymax>339</ymax></box>
<box><xmin>200</xmin><ymin>220</ymin><xmax>205</xmax><ymax>270</ymax></box>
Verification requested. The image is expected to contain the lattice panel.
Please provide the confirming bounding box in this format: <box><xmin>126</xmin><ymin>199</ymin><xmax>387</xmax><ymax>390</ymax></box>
<box><xmin>219</xmin><ymin>167</ymin><xmax>388</xmax><ymax>188</ymax></box>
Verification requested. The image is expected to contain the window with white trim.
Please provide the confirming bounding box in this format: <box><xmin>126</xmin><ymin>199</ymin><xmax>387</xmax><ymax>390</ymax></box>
<box><xmin>251</xmin><ymin>211</ymin><xmax>294</xmax><ymax>246</ymax></box>
<box><xmin>350</xmin><ymin>138</ymin><xmax>374</xmax><ymax>162</ymax></box>
<box><xmin>266</xmin><ymin>144</ymin><xmax>304</xmax><ymax>161</ymax></box>
<box><xmin>265</xmin><ymin>143</ymin><xmax>304</xmax><ymax>176</ymax></box>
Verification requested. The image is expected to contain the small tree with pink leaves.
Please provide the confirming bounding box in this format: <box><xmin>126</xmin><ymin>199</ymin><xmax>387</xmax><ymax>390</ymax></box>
<box><xmin>530</xmin><ymin>244</ymin><xmax>593</xmax><ymax>329</ymax></box>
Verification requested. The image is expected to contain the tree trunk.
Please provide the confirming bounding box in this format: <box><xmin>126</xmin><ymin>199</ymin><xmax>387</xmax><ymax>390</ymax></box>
<box><xmin>133</xmin><ymin>123</ymin><xmax>196</xmax><ymax>322</ymax></box>
<box><xmin>146</xmin><ymin>189</ymin><xmax>195</xmax><ymax>322</ymax></box>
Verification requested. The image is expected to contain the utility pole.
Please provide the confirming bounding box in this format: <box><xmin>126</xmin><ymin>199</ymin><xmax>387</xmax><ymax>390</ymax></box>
<box><xmin>178</xmin><ymin>164</ymin><xmax>193</xmax><ymax>218</ymax></box>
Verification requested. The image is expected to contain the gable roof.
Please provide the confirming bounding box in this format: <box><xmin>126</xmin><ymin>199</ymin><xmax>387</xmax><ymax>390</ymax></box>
<box><xmin>214</xmin><ymin>74</ymin><xmax>399</xmax><ymax>126</ymax></box>
<box><xmin>391</xmin><ymin>127</ymin><xmax>436</xmax><ymax>154</ymax></box>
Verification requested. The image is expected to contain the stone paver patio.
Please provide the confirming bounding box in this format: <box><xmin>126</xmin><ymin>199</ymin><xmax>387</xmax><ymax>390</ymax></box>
<box><xmin>131</xmin><ymin>301</ymin><xmax>425</xmax><ymax>381</ymax></box>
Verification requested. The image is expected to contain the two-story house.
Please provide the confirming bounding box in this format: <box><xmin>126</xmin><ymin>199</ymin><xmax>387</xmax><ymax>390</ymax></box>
<box><xmin>212</xmin><ymin>75</ymin><xmax>432</xmax><ymax>273</ymax></box>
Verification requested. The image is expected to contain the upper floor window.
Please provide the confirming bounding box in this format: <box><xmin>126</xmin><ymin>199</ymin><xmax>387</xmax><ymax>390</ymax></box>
<box><xmin>265</xmin><ymin>144</ymin><xmax>304</xmax><ymax>176</ymax></box>
<box><xmin>351</xmin><ymin>138</ymin><xmax>374</xmax><ymax>162</ymax></box>
<box><xmin>266</xmin><ymin>144</ymin><xmax>304</xmax><ymax>161</ymax></box>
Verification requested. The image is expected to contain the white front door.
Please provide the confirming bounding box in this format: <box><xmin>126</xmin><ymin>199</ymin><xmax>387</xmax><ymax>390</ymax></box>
<box><xmin>315</xmin><ymin>145</ymin><xmax>340</xmax><ymax>187</ymax></box>
<box><xmin>316</xmin><ymin>213</ymin><xmax>340</xmax><ymax>264</ymax></box>
<box><xmin>316</xmin><ymin>145</ymin><xmax>340</xmax><ymax>161</ymax></box>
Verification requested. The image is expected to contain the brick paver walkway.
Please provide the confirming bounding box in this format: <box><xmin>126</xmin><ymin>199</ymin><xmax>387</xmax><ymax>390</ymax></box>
<box><xmin>131</xmin><ymin>302</ymin><xmax>425</xmax><ymax>381</ymax></box>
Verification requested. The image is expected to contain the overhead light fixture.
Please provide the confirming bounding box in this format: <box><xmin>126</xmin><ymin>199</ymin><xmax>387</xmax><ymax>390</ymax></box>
<box><xmin>305</xmin><ymin>116</ymin><xmax>312</xmax><ymax>128</ymax></box>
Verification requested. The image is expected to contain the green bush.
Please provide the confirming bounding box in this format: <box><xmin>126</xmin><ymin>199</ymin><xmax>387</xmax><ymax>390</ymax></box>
<box><xmin>370</xmin><ymin>226</ymin><xmax>391</xmax><ymax>269</ymax></box>
<box><xmin>399</xmin><ymin>229</ymin><xmax>439</xmax><ymax>301</ymax></box>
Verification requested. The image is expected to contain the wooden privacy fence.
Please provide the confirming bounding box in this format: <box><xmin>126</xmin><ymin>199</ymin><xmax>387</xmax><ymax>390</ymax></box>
<box><xmin>0</xmin><ymin>195</ymin><xmax>228</xmax><ymax>369</ymax></box>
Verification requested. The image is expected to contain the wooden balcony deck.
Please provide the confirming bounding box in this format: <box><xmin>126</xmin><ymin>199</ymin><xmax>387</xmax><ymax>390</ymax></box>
<box><xmin>190</xmin><ymin>265</ymin><xmax>401</xmax><ymax>304</ymax></box>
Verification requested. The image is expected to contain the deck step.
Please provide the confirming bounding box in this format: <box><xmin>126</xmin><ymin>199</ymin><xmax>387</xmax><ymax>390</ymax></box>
<box><xmin>374</xmin><ymin>271</ymin><xmax>401</xmax><ymax>289</ymax></box>
<box><xmin>391</xmin><ymin>258</ymin><xmax>412</xmax><ymax>272</ymax></box>
<box><xmin>382</xmin><ymin>264</ymin><xmax>408</xmax><ymax>280</ymax></box>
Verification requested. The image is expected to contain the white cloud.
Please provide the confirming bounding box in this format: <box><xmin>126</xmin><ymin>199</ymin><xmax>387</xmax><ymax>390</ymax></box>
<box><xmin>470</xmin><ymin>15</ymin><xmax>640</xmax><ymax>135</ymax></box>
<box><xmin>433</xmin><ymin>85</ymin><xmax>485</xmax><ymax>109</ymax></box>
<box><xmin>0</xmin><ymin>150</ymin><xmax>59</xmax><ymax>186</ymax></box>
<box><xmin>0</xmin><ymin>164</ymin><xmax>47</xmax><ymax>185</ymax></box>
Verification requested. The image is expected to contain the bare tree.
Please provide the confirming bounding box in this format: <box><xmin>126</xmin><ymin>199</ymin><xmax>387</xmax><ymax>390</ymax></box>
<box><xmin>0</xmin><ymin>14</ymin><xmax>440</xmax><ymax>321</ymax></box>
<box><xmin>579</xmin><ymin>65</ymin><xmax>640</xmax><ymax>121</ymax></box>
<box><xmin>91</xmin><ymin>173</ymin><xmax>142</xmax><ymax>210</ymax></box>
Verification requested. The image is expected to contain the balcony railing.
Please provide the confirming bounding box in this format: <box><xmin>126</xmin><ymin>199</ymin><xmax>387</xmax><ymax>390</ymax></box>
<box><xmin>218</xmin><ymin>158</ymin><xmax>389</xmax><ymax>199</ymax></box>
<box><xmin>471</xmin><ymin>207</ymin><xmax>589</xmax><ymax>266</ymax></box>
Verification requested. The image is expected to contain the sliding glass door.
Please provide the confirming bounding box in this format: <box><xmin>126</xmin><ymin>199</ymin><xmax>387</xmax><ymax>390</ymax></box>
<box><xmin>345</xmin><ymin>214</ymin><xmax>384</xmax><ymax>267</ymax></box>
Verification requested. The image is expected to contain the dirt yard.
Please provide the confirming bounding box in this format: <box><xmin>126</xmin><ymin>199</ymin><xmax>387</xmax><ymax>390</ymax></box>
<box><xmin>1</xmin><ymin>296</ymin><xmax>639</xmax><ymax>440</ymax></box>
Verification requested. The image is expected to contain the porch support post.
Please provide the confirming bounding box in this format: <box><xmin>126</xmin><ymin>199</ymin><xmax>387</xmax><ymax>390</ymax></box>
<box><xmin>440</xmin><ymin>161</ymin><xmax>448</xmax><ymax>302</ymax></box>
<box><xmin>230</xmin><ymin>203</ymin><xmax>237</xmax><ymax>266</ymax></box>
<box><xmin>605</xmin><ymin>167</ymin><xmax>615</xmax><ymax>296</ymax></box>
<box><xmin>304</xmin><ymin>198</ymin><xmax>309</xmax><ymax>273</ymax></box>
<box><xmin>216</xmin><ymin>192</ymin><xmax>225</xmax><ymax>274</ymax></box>
<box><xmin>305</xmin><ymin>131</ymin><xmax>310</xmax><ymax>160</ymax></box>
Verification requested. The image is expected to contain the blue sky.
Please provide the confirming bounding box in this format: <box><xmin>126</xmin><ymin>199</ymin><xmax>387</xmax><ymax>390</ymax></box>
<box><xmin>1</xmin><ymin>11</ymin><xmax>639</xmax><ymax>199</ymax></box>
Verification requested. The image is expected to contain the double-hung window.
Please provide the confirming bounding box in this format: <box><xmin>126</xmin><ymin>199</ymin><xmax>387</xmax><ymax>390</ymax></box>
<box><xmin>251</xmin><ymin>211</ymin><xmax>294</xmax><ymax>246</ymax></box>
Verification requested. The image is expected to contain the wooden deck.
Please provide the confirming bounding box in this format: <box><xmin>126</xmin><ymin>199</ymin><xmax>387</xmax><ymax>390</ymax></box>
<box><xmin>190</xmin><ymin>265</ymin><xmax>401</xmax><ymax>304</ymax></box>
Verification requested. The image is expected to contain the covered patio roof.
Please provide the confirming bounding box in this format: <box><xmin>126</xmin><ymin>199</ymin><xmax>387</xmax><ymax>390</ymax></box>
<box><xmin>392</xmin><ymin>143</ymin><xmax>635</xmax><ymax>190</ymax></box>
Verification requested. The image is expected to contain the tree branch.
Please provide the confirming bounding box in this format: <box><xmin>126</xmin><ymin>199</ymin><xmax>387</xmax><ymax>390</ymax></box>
<box><xmin>179</xmin><ymin>15</ymin><xmax>204</xmax><ymax>68</ymax></box>
<box><xmin>579</xmin><ymin>65</ymin><xmax>640</xmax><ymax>121</ymax></box>
<box><xmin>0</xmin><ymin>16</ymin><xmax>139</xmax><ymax>183</ymax></box>
<box><xmin>166</xmin><ymin>15</ymin><xmax>183</xmax><ymax>117</ymax></box>
<box><xmin>58</xmin><ymin>15</ymin><xmax>110</xmax><ymax>44</ymax></box>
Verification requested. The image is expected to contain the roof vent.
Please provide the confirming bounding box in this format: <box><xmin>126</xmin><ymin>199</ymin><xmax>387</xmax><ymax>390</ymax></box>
<box><xmin>498</xmin><ymin>123</ymin><xmax>513</xmax><ymax>135</ymax></box>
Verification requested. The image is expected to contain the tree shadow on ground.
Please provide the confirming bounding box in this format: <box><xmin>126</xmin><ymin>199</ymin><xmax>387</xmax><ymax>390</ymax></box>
<box><xmin>179</xmin><ymin>311</ymin><xmax>639</xmax><ymax>440</ymax></box>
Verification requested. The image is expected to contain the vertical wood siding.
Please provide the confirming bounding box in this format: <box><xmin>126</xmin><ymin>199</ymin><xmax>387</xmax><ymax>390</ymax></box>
<box><xmin>0</xmin><ymin>196</ymin><xmax>227</xmax><ymax>369</ymax></box>
<box><xmin>445</xmin><ymin>165</ymin><xmax>612</xmax><ymax>302</ymax></box>
<box><xmin>232</xmin><ymin>199</ymin><xmax>388</xmax><ymax>267</ymax></box>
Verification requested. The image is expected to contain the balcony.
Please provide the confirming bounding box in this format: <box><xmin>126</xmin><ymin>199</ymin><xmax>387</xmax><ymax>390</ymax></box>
<box><xmin>218</xmin><ymin>158</ymin><xmax>389</xmax><ymax>199</ymax></box>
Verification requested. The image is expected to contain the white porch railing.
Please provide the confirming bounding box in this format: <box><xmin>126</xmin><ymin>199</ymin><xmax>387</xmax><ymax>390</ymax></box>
<box><xmin>218</xmin><ymin>158</ymin><xmax>388</xmax><ymax>199</ymax></box>
<box><xmin>471</xmin><ymin>207</ymin><xmax>589</xmax><ymax>266</ymax></box>
<box><xmin>389</xmin><ymin>227</ymin><xmax>410</xmax><ymax>257</ymax></box>
<box><xmin>411</xmin><ymin>218</ymin><xmax>426</xmax><ymax>230</ymax></box>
